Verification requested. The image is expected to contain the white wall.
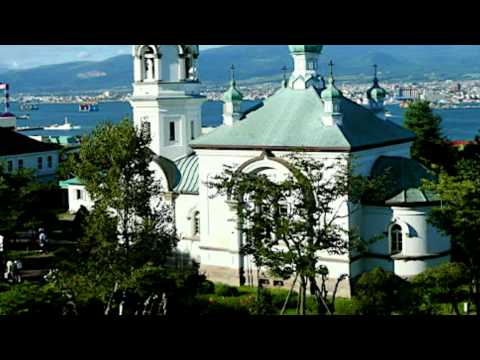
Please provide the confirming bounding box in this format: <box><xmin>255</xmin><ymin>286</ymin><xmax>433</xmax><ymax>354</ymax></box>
<box><xmin>1</xmin><ymin>150</ymin><xmax>59</xmax><ymax>178</ymax></box>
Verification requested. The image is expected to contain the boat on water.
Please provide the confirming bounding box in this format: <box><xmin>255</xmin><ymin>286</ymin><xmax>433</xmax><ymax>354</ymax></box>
<box><xmin>44</xmin><ymin>117</ymin><xmax>81</xmax><ymax>131</ymax></box>
<box><xmin>20</xmin><ymin>103</ymin><xmax>39</xmax><ymax>111</ymax></box>
<box><xmin>384</xmin><ymin>111</ymin><xmax>394</xmax><ymax>118</ymax></box>
<box><xmin>17</xmin><ymin>114</ymin><xmax>30</xmax><ymax>120</ymax></box>
<box><xmin>79</xmin><ymin>102</ymin><xmax>99</xmax><ymax>112</ymax></box>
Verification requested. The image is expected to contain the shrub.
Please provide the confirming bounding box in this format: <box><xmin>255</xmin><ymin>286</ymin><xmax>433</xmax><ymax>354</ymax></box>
<box><xmin>0</xmin><ymin>282</ymin><xmax>66</xmax><ymax>316</ymax></box>
<box><xmin>353</xmin><ymin>267</ymin><xmax>416</xmax><ymax>315</ymax></box>
<box><xmin>250</xmin><ymin>287</ymin><xmax>276</xmax><ymax>315</ymax></box>
<box><xmin>334</xmin><ymin>298</ymin><xmax>356</xmax><ymax>315</ymax></box>
<box><xmin>197</xmin><ymin>294</ymin><xmax>252</xmax><ymax>315</ymax></box>
<box><xmin>214</xmin><ymin>283</ymin><xmax>239</xmax><ymax>297</ymax></box>
<box><xmin>198</xmin><ymin>280</ymin><xmax>215</xmax><ymax>295</ymax></box>
<box><xmin>412</xmin><ymin>262</ymin><xmax>470</xmax><ymax>315</ymax></box>
<box><xmin>270</xmin><ymin>288</ymin><xmax>298</xmax><ymax>310</ymax></box>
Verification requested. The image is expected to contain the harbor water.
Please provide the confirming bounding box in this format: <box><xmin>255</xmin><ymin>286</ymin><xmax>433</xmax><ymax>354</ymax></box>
<box><xmin>12</xmin><ymin>101</ymin><xmax>480</xmax><ymax>141</ymax></box>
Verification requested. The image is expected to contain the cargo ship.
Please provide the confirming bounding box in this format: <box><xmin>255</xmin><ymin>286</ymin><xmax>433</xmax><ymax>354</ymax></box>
<box><xmin>79</xmin><ymin>102</ymin><xmax>99</xmax><ymax>112</ymax></box>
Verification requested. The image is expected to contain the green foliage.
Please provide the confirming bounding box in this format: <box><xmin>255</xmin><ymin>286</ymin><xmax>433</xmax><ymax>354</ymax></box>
<box><xmin>196</xmin><ymin>294</ymin><xmax>253</xmax><ymax>315</ymax></box>
<box><xmin>423</xmin><ymin>157</ymin><xmax>480</xmax><ymax>313</ymax></box>
<box><xmin>252</xmin><ymin>287</ymin><xmax>276</xmax><ymax>315</ymax></box>
<box><xmin>51</xmin><ymin>119</ymin><xmax>179</xmax><ymax>315</ymax></box>
<box><xmin>0</xmin><ymin>282</ymin><xmax>66</xmax><ymax>316</ymax></box>
<box><xmin>353</xmin><ymin>267</ymin><xmax>417</xmax><ymax>315</ymax></box>
<box><xmin>412</xmin><ymin>262</ymin><xmax>470</xmax><ymax>315</ymax></box>
<box><xmin>404</xmin><ymin>100</ymin><xmax>457</xmax><ymax>173</ymax></box>
<box><xmin>334</xmin><ymin>298</ymin><xmax>356</xmax><ymax>315</ymax></box>
<box><xmin>0</xmin><ymin>165</ymin><xmax>60</xmax><ymax>238</ymax></box>
<box><xmin>198</xmin><ymin>280</ymin><xmax>215</xmax><ymax>295</ymax></box>
<box><xmin>214</xmin><ymin>283</ymin><xmax>239</xmax><ymax>297</ymax></box>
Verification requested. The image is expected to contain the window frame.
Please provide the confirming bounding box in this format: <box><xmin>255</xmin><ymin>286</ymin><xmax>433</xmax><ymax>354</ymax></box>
<box><xmin>390</xmin><ymin>224</ymin><xmax>403</xmax><ymax>255</ymax></box>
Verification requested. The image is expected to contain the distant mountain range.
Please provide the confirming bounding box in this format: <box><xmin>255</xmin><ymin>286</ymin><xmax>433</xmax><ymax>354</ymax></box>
<box><xmin>2</xmin><ymin>45</ymin><xmax>480</xmax><ymax>94</ymax></box>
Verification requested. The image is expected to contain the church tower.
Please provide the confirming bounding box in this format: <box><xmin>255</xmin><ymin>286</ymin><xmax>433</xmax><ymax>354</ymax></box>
<box><xmin>222</xmin><ymin>65</ymin><xmax>244</xmax><ymax>126</ymax></box>
<box><xmin>288</xmin><ymin>45</ymin><xmax>323</xmax><ymax>90</ymax></box>
<box><xmin>129</xmin><ymin>45</ymin><xmax>206</xmax><ymax>161</ymax></box>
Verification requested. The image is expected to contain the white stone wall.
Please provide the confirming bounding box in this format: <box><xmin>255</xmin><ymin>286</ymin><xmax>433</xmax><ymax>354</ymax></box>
<box><xmin>67</xmin><ymin>185</ymin><xmax>93</xmax><ymax>213</ymax></box>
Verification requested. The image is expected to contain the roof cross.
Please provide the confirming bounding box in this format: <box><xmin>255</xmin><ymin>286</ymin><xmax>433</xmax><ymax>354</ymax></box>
<box><xmin>230</xmin><ymin>64</ymin><xmax>236</xmax><ymax>83</ymax></box>
<box><xmin>328</xmin><ymin>60</ymin><xmax>335</xmax><ymax>78</ymax></box>
<box><xmin>373</xmin><ymin>64</ymin><xmax>378</xmax><ymax>79</ymax></box>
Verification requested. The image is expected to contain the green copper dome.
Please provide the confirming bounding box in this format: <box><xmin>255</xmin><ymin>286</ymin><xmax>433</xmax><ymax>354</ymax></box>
<box><xmin>288</xmin><ymin>45</ymin><xmax>323</xmax><ymax>54</ymax></box>
<box><xmin>223</xmin><ymin>80</ymin><xmax>243</xmax><ymax>102</ymax></box>
<box><xmin>368</xmin><ymin>84</ymin><xmax>387</xmax><ymax>101</ymax></box>
<box><xmin>321</xmin><ymin>78</ymin><xmax>342</xmax><ymax>100</ymax></box>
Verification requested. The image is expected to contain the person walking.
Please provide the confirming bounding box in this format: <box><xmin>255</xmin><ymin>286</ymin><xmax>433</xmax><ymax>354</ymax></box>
<box><xmin>12</xmin><ymin>260</ymin><xmax>22</xmax><ymax>283</ymax></box>
<box><xmin>38</xmin><ymin>229</ymin><xmax>48</xmax><ymax>254</ymax></box>
<box><xmin>0</xmin><ymin>235</ymin><xmax>4</xmax><ymax>278</ymax></box>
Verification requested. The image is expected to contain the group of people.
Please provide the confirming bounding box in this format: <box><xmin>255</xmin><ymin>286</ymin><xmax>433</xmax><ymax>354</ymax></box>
<box><xmin>0</xmin><ymin>228</ymin><xmax>49</xmax><ymax>283</ymax></box>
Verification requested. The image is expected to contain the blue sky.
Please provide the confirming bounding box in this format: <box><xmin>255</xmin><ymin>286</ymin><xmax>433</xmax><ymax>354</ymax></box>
<box><xmin>0</xmin><ymin>45</ymin><xmax>226</xmax><ymax>70</ymax></box>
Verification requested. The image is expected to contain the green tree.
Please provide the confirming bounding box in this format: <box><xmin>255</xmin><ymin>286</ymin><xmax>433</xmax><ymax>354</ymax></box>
<box><xmin>423</xmin><ymin>157</ymin><xmax>480</xmax><ymax>315</ymax></box>
<box><xmin>0</xmin><ymin>164</ymin><xmax>60</xmax><ymax>240</ymax></box>
<box><xmin>404</xmin><ymin>100</ymin><xmax>456</xmax><ymax>173</ymax></box>
<box><xmin>209</xmin><ymin>152</ymin><xmax>383</xmax><ymax>315</ymax></box>
<box><xmin>412</xmin><ymin>262</ymin><xmax>469</xmax><ymax>315</ymax></box>
<box><xmin>53</xmin><ymin>119</ymin><xmax>178</xmax><ymax>315</ymax></box>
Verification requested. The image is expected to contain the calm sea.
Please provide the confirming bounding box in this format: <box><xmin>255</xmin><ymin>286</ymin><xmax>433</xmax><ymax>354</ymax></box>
<box><xmin>12</xmin><ymin>101</ymin><xmax>480</xmax><ymax>141</ymax></box>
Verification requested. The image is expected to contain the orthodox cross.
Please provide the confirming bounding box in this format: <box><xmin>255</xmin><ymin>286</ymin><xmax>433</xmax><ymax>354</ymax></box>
<box><xmin>230</xmin><ymin>64</ymin><xmax>236</xmax><ymax>82</ymax></box>
<box><xmin>328</xmin><ymin>60</ymin><xmax>335</xmax><ymax>78</ymax></box>
<box><xmin>373</xmin><ymin>64</ymin><xmax>378</xmax><ymax>78</ymax></box>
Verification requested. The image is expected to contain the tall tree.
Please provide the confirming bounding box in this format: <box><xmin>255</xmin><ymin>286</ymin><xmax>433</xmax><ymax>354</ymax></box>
<box><xmin>423</xmin><ymin>157</ymin><xmax>480</xmax><ymax>315</ymax></box>
<box><xmin>209</xmin><ymin>152</ymin><xmax>384</xmax><ymax>315</ymax></box>
<box><xmin>0</xmin><ymin>165</ymin><xmax>59</xmax><ymax>240</ymax></box>
<box><xmin>404</xmin><ymin>100</ymin><xmax>456</xmax><ymax>173</ymax></box>
<box><xmin>54</xmin><ymin>119</ymin><xmax>178</xmax><ymax>315</ymax></box>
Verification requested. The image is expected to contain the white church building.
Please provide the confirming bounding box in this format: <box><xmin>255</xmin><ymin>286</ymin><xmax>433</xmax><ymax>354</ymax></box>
<box><xmin>62</xmin><ymin>45</ymin><xmax>450</xmax><ymax>296</ymax></box>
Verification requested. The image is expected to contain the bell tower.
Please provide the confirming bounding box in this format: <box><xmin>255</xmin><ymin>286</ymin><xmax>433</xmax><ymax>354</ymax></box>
<box><xmin>130</xmin><ymin>45</ymin><xmax>205</xmax><ymax>161</ymax></box>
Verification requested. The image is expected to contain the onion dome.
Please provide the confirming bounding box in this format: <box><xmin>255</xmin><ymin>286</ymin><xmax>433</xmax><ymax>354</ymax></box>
<box><xmin>288</xmin><ymin>45</ymin><xmax>323</xmax><ymax>54</ymax></box>
<box><xmin>223</xmin><ymin>65</ymin><xmax>243</xmax><ymax>102</ymax></box>
<box><xmin>321</xmin><ymin>60</ymin><xmax>343</xmax><ymax>100</ymax></box>
<box><xmin>367</xmin><ymin>64</ymin><xmax>388</xmax><ymax>101</ymax></box>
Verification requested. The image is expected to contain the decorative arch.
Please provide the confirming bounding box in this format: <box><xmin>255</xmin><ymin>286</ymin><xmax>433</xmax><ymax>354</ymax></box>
<box><xmin>135</xmin><ymin>45</ymin><xmax>159</xmax><ymax>57</ymax></box>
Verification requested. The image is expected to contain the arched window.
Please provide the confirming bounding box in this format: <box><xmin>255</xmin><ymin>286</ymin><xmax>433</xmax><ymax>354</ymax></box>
<box><xmin>142</xmin><ymin>46</ymin><xmax>156</xmax><ymax>80</ymax></box>
<box><xmin>193</xmin><ymin>211</ymin><xmax>200</xmax><ymax>236</ymax></box>
<box><xmin>390</xmin><ymin>224</ymin><xmax>403</xmax><ymax>255</ymax></box>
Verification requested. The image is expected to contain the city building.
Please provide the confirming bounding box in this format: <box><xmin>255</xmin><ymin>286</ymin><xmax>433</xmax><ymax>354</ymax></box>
<box><xmin>0</xmin><ymin>127</ymin><xmax>61</xmax><ymax>179</ymax></box>
<box><xmin>62</xmin><ymin>45</ymin><xmax>451</xmax><ymax>297</ymax></box>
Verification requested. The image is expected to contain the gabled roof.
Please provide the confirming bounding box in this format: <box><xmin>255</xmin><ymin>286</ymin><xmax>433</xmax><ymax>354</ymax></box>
<box><xmin>0</xmin><ymin>128</ymin><xmax>61</xmax><ymax>156</ymax></box>
<box><xmin>369</xmin><ymin>156</ymin><xmax>440</xmax><ymax>206</ymax></box>
<box><xmin>191</xmin><ymin>86</ymin><xmax>415</xmax><ymax>152</ymax></box>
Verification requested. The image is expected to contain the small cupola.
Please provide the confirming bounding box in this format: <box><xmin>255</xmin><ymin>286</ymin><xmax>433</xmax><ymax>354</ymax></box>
<box><xmin>223</xmin><ymin>65</ymin><xmax>244</xmax><ymax>126</ymax></box>
<box><xmin>321</xmin><ymin>60</ymin><xmax>343</xmax><ymax>127</ymax></box>
<box><xmin>367</xmin><ymin>64</ymin><xmax>388</xmax><ymax>114</ymax></box>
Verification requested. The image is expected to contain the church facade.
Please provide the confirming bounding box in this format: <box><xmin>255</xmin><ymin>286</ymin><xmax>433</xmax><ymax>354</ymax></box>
<box><xmin>64</xmin><ymin>45</ymin><xmax>451</xmax><ymax>297</ymax></box>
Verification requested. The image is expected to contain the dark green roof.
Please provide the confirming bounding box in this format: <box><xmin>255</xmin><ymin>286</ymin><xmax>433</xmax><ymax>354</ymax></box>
<box><xmin>191</xmin><ymin>86</ymin><xmax>415</xmax><ymax>151</ymax></box>
<box><xmin>174</xmin><ymin>153</ymin><xmax>199</xmax><ymax>194</ymax></box>
<box><xmin>153</xmin><ymin>155</ymin><xmax>181</xmax><ymax>191</ymax></box>
<box><xmin>370</xmin><ymin>156</ymin><xmax>440</xmax><ymax>205</ymax></box>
